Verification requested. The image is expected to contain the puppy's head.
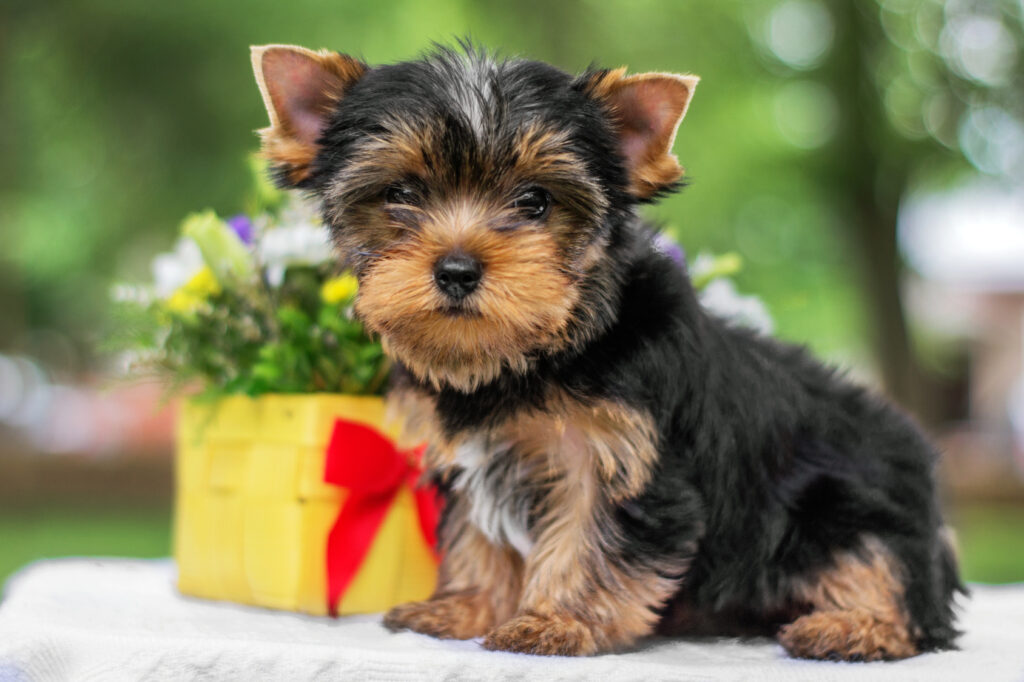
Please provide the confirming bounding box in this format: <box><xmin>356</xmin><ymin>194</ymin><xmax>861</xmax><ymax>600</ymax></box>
<box><xmin>251</xmin><ymin>43</ymin><xmax>697</xmax><ymax>391</ymax></box>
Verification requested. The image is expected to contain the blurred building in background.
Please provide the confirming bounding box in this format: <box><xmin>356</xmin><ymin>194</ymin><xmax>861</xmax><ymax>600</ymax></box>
<box><xmin>902</xmin><ymin>183</ymin><xmax>1024</xmax><ymax>499</ymax></box>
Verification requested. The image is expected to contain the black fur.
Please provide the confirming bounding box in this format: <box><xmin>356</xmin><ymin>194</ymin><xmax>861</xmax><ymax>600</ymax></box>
<box><xmin>279</xmin><ymin>43</ymin><xmax>963</xmax><ymax>654</ymax></box>
<box><xmin>417</xmin><ymin>222</ymin><xmax>963</xmax><ymax>650</ymax></box>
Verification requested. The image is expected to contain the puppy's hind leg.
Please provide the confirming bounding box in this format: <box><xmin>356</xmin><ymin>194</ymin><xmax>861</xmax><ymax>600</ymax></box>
<box><xmin>777</xmin><ymin>537</ymin><xmax>918</xmax><ymax>662</ymax></box>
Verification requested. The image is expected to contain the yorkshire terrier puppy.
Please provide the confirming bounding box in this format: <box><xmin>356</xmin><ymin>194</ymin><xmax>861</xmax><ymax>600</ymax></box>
<box><xmin>250</xmin><ymin>42</ymin><xmax>962</xmax><ymax>660</ymax></box>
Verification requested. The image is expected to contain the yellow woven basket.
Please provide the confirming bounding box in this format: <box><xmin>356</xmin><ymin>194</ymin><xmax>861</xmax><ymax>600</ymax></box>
<box><xmin>173</xmin><ymin>394</ymin><xmax>438</xmax><ymax>616</ymax></box>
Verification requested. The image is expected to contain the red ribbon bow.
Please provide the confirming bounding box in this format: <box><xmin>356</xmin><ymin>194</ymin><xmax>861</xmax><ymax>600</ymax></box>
<box><xmin>323</xmin><ymin>418</ymin><xmax>441</xmax><ymax>617</ymax></box>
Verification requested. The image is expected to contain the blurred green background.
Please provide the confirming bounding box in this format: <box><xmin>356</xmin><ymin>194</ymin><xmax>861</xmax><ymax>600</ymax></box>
<box><xmin>1</xmin><ymin>0</ymin><xmax>1023</xmax><ymax>588</ymax></box>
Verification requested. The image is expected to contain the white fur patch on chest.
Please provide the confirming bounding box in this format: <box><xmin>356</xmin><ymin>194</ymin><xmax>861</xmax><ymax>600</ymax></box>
<box><xmin>451</xmin><ymin>436</ymin><xmax>535</xmax><ymax>557</ymax></box>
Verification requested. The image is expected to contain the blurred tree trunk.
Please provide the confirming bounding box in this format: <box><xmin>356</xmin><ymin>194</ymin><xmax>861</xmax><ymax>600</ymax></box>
<box><xmin>824</xmin><ymin>0</ymin><xmax>934</xmax><ymax>420</ymax></box>
<box><xmin>851</xmin><ymin>172</ymin><xmax>924</xmax><ymax>413</ymax></box>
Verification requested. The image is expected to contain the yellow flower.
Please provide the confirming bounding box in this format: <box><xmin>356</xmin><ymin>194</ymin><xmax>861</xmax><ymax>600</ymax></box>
<box><xmin>320</xmin><ymin>274</ymin><xmax>359</xmax><ymax>304</ymax></box>
<box><xmin>166</xmin><ymin>266</ymin><xmax>222</xmax><ymax>315</ymax></box>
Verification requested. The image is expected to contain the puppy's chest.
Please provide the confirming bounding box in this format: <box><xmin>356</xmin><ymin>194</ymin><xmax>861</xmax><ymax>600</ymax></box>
<box><xmin>410</xmin><ymin>393</ymin><xmax>657</xmax><ymax>556</ymax></box>
<box><xmin>450</xmin><ymin>435</ymin><xmax>545</xmax><ymax>557</ymax></box>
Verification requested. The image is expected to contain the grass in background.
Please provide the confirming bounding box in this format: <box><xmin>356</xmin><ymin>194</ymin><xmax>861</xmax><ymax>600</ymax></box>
<box><xmin>953</xmin><ymin>504</ymin><xmax>1024</xmax><ymax>584</ymax></box>
<box><xmin>0</xmin><ymin>504</ymin><xmax>172</xmax><ymax>589</ymax></box>
<box><xmin>0</xmin><ymin>502</ymin><xmax>1021</xmax><ymax>589</ymax></box>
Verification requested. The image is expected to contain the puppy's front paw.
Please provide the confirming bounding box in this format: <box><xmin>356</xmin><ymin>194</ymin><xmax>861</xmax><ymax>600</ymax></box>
<box><xmin>482</xmin><ymin>613</ymin><xmax>598</xmax><ymax>656</ymax></box>
<box><xmin>383</xmin><ymin>595</ymin><xmax>493</xmax><ymax>640</ymax></box>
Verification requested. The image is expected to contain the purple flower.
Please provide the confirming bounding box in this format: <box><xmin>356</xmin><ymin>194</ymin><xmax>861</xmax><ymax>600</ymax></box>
<box><xmin>227</xmin><ymin>214</ymin><xmax>255</xmax><ymax>245</ymax></box>
<box><xmin>654</xmin><ymin>232</ymin><xmax>685</xmax><ymax>266</ymax></box>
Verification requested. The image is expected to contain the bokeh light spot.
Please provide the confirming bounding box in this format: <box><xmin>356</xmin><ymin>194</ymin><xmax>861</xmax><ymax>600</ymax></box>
<box><xmin>959</xmin><ymin>104</ymin><xmax>1024</xmax><ymax>177</ymax></box>
<box><xmin>766</xmin><ymin>0</ymin><xmax>835</xmax><ymax>70</ymax></box>
<box><xmin>774</xmin><ymin>80</ymin><xmax>839</xmax><ymax>148</ymax></box>
<box><xmin>940</xmin><ymin>13</ymin><xmax>1018</xmax><ymax>86</ymax></box>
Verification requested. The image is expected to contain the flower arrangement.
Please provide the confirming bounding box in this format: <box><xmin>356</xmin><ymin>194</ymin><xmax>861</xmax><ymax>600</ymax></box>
<box><xmin>654</xmin><ymin>235</ymin><xmax>774</xmax><ymax>336</ymax></box>
<box><xmin>114</xmin><ymin>159</ymin><xmax>770</xmax><ymax>399</ymax></box>
<box><xmin>111</xmin><ymin>158</ymin><xmax>771</xmax><ymax>618</ymax></box>
<box><xmin>114</xmin><ymin>160</ymin><xmax>388</xmax><ymax>397</ymax></box>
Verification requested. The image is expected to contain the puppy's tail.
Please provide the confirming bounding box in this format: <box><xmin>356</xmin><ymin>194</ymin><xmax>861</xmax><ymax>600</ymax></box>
<box><xmin>915</xmin><ymin>526</ymin><xmax>967</xmax><ymax>652</ymax></box>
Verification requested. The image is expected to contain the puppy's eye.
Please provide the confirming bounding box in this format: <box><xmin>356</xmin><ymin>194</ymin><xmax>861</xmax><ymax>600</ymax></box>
<box><xmin>385</xmin><ymin>185</ymin><xmax>422</xmax><ymax>206</ymax></box>
<box><xmin>511</xmin><ymin>188</ymin><xmax>551</xmax><ymax>221</ymax></box>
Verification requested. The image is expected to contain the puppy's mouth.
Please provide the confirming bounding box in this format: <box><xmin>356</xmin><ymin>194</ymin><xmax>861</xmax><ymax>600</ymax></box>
<box><xmin>437</xmin><ymin>304</ymin><xmax>482</xmax><ymax>319</ymax></box>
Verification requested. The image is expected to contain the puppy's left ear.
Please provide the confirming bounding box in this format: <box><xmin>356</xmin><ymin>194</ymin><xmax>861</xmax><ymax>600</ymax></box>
<box><xmin>583</xmin><ymin>70</ymin><xmax>699</xmax><ymax>200</ymax></box>
<box><xmin>251</xmin><ymin>44</ymin><xmax>367</xmax><ymax>186</ymax></box>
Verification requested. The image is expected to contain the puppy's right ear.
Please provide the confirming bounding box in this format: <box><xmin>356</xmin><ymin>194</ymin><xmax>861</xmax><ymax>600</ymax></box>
<box><xmin>251</xmin><ymin>45</ymin><xmax>367</xmax><ymax>186</ymax></box>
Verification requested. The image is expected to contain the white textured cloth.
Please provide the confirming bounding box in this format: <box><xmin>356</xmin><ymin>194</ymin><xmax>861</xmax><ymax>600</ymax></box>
<box><xmin>0</xmin><ymin>559</ymin><xmax>1022</xmax><ymax>682</ymax></box>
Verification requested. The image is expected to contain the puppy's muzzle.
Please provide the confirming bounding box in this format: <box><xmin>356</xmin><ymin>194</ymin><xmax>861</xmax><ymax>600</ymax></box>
<box><xmin>433</xmin><ymin>252</ymin><xmax>482</xmax><ymax>301</ymax></box>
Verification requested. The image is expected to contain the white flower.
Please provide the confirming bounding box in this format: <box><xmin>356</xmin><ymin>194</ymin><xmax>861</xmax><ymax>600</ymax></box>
<box><xmin>151</xmin><ymin>237</ymin><xmax>204</xmax><ymax>299</ymax></box>
<box><xmin>278</xmin><ymin>194</ymin><xmax>322</xmax><ymax>227</ymax></box>
<box><xmin>257</xmin><ymin>198</ymin><xmax>334</xmax><ymax>286</ymax></box>
<box><xmin>699</xmin><ymin>278</ymin><xmax>774</xmax><ymax>335</ymax></box>
<box><xmin>690</xmin><ymin>252</ymin><xmax>717</xmax><ymax>279</ymax></box>
<box><xmin>258</xmin><ymin>224</ymin><xmax>334</xmax><ymax>286</ymax></box>
<box><xmin>259</xmin><ymin>223</ymin><xmax>332</xmax><ymax>267</ymax></box>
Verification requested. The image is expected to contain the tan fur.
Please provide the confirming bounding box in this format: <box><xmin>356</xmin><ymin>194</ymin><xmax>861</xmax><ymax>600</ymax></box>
<box><xmin>512</xmin><ymin>126</ymin><xmax>608</xmax><ymax>215</ymax></box>
<box><xmin>493</xmin><ymin>483</ymin><xmax>679</xmax><ymax>655</ymax></box>
<box><xmin>323</xmin><ymin>117</ymin><xmax>608</xmax><ymax>262</ymax></box>
<box><xmin>498</xmin><ymin>395</ymin><xmax>659</xmax><ymax>501</ymax></box>
<box><xmin>320</xmin><ymin>114</ymin><xmax>618</xmax><ymax>390</ymax></box>
<box><xmin>383</xmin><ymin>593</ymin><xmax>500</xmax><ymax>640</ymax></box>
<box><xmin>388</xmin><ymin>387</ymin><xmax>679</xmax><ymax>654</ymax></box>
<box><xmin>251</xmin><ymin>45</ymin><xmax>366</xmax><ymax>183</ymax></box>
<box><xmin>584</xmin><ymin>68</ymin><xmax>699</xmax><ymax>198</ymax></box>
<box><xmin>481</xmin><ymin>398</ymin><xmax>678</xmax><ymax>654</ymax></box>
<box><xmin>391</xmin><ymin>387</ymin><xmax>659</xmax><ymax>501</ymax></box>
<box><xmin>483</xmin><ymin>612</ymin><xmax>600</xmax><ymax>656</ymax></box>
<box><xmin>583</xmin><ymin>67</ymin><xmax>630</xmax><ymax>100</ymax></box>
<box><xmin>327</xmin><ymin>118</ymin><xmax>436</xmax><ymax>193</ymax></box>
<box><xmin>629</xmin><ymin>151</ymin><xmax>685</xmax><ymax>199</ymax></box>
<box><xmin>355</xmin><ymin>200</ymin><xmax>581</xmax><ymax>392</ymax></box>
<box><xmin>386</xmin><ymin>388</ymin><xmax>442</xmax><ymax>452</ymax></box>
<box><xmin>325</xmin><ymin>120</ymin><xmax>602</xmax><ymax>237</ymax></box>
<box><xmin>779</xmin><ymin>537</ymin><xmax>918</xmax><ymax>661</ymax></box>
<box><xmin>310</xmin><ymin>63</ymin><xmax>698</xmax><ymax>652</ymax></box>
<box><xmin>384</xmin><ymin>503</ymin><xmax>524</xmax><ymax>639</ymax></box>
<box><xmin>387</xmin><ymin>387</ymin><xmax>463</xmax><ymax>472</ymax></box>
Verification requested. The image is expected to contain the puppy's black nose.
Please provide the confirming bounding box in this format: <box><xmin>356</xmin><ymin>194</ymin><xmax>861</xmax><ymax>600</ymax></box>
<box><xmin>433</xmin><ymin>253</ymin><xmax>482</xmax><ymax>301</ymax></box>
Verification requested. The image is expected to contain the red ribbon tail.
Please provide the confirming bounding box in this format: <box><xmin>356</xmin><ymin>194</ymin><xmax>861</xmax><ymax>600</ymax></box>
<box><xmin>412</xmin><ymin>485</ymin><xmax>443</xmax><ymax>559</ymax></box>
<box><xmin>322</xmin><ymin>419</ymin><xmax>443</xmax><ymax>616</ymax></box>
<box><xmin>326</xmin><ymin>488</ymin><xmax>399</xmax><ymax>617</ymax></box>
